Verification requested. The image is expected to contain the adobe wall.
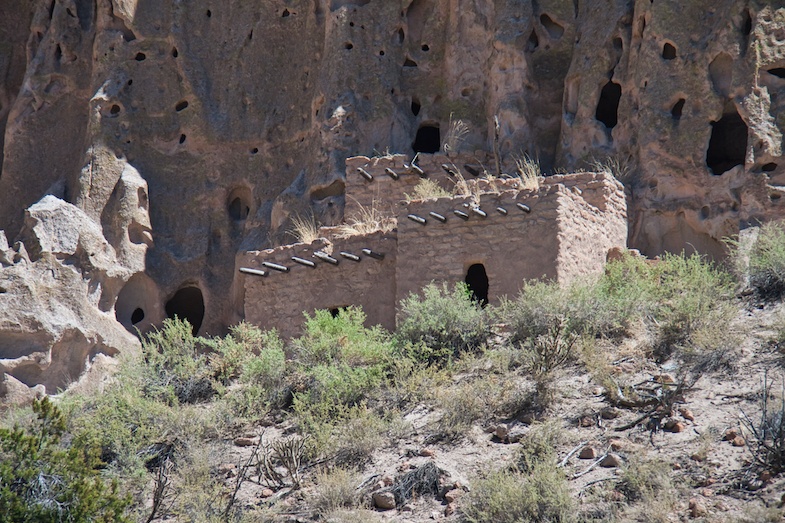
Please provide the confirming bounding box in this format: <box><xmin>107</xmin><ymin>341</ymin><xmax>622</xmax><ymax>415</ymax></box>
<box><xmin>239</xmin><ymin>231</ymin><xmax>397</xmax><ymax>338</ymax></box>
<box><xmin>395</xmin><ymin>188</ymin><xmax>561</xmax><ymax>306</ymax></box>
<box><xmin>344</xmin><ymin>152</ymin><xmax>494</xmax><ymax>219</ymax></box>
<box><xmin>553</xmin><ymin>173</ymin><xmax>628</xmax><ymax>283</ymax></box>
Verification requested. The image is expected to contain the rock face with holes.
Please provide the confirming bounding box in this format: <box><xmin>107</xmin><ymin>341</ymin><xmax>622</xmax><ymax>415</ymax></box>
<box><xmin>2</xmin><ymin>1</ymin><xmax>785</xmax><ymax>391</ymax></box>
<box><xmin>0</xmin><ymin>195</ymin><xmax>141</xmax><ymax>399</ymax></box>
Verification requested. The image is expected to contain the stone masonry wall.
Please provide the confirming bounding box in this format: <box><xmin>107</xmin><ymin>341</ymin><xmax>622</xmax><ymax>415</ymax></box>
<box><xmin>395</xmin><ymin>188</ymin><xmax>561</xmax><ymax>306</ymax></box>
<box><xmin>239</xmin><ymin>230</ymin><xmax>397</xmax><ymax>338</ymax></box>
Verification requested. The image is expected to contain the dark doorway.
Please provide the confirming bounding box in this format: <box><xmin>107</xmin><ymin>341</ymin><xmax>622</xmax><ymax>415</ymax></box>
<box><xmin>595</xmin><ymin>81</ymin><xmax>622</xmax><ymax>129</ymax></box>
<box><xmin>465</xmin><ymin>264</ymin><xmax>489</xmax><ymax>307</ymax></box>
<box><xmin>165</xmin><ymin>286</ymin><xmax>205</xmax><ymax>335</ymax></box>
<box><xmin>412</xmin><ymin>125</ymin><xmax>440</xmax><ymax>153</ymax></box>
<box><xmin>131</xmin><ymin>308</ymin><xmax>145</xmax><ymax>325</ymax></box>
<box><xmin>706</xmin><ymin>108</ymin><xmax>748</xmax><ymax>175</ymax></box>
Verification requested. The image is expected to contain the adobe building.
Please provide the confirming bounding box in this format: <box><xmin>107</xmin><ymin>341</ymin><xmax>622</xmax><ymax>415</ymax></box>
<box><xmin>238</xmin><ymin>154</ymin><xmax>628</xmax><ymax>338</ymax></box>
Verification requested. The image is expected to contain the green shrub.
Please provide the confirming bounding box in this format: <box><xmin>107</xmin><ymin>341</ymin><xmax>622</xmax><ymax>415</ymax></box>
<box><xmin>649</xmin><ymin>253</ymin><xmax>736</xmax><ymax>362</ymax></box>
<box><xmin>141</xmin><ymin>317</ymin><xmax>216</xmax><ymax>404</ymax></box>
<box><xmin>313</xmin><ymin>467</ymin><xmax>362</xmax><ymax>515</ymax></box>
<box><xmin>397</xmin><ymin>282</ymin><xmax>490</xmax><ymax>361</ymax></box>
<box><xmin>463</xmin><ymin>463</ymin><xmax>574</xmax><ymax>523</ymax></box>
<box><xmin>224</xmin><ymin>329</ymin><xmax>288</xmax><ymax>417</ymax></box>
<box><xmin>0</xmin><ymin>398</ymin><xmax>131</xmax><ymax>523</ymax></box>
<box><xmin>742</xmin><ymin>221</ymin><xmax>785</xmax><ymax>300</ymax></box>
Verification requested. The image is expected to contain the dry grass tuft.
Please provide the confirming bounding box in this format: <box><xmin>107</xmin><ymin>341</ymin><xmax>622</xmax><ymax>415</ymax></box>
<box><xmin>513</xmin><ymin>154</ymin><xmax>541</xmax><ymax>191</ymax></box>
<box><xmin>405</xmin><ymin>178</ymin><xmax>451</xmax><ymax>202</ymax></box>
<box><xmin>334</xmin><ymin>200</ymin><xmax>396</xmax><ymax>238</ymax></box>
<box><xmin>443</xmin><ymin>113</ymin><xmax>470</xmax><ymax>153</ymax></box>
<box><xmin>289</xmin><ymin>213</ymin><xmax>321</xmax><ymax>244</ymax></box>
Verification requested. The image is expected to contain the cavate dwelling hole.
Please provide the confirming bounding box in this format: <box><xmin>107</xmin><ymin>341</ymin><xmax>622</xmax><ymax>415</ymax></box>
<box><xmin>743</xmin><ymin>9</ymin><xmax>753</xmax><ymax>36</ymax></box>
<box><xmin>135</xmin><ymin>52</ymin><xmax>146</xmax><ymax>61</ymax></box>
<box><xmin>206</xmin><ymin>9</ymin><xmax>211</xmax><ymax>17</ymax></box>
<box><xmin>131</xmin><ymin>307</ymin><xmax>145</xmax><ymax>325</ymax></box>
<box><xmin>613</xmin><ymin>37</ymin><xmax>623</xmax><ymax>51</ymax></box>
<box><xmin>768</xmin><ymin>68</ymin><xmax>785</xmax><ymax>79</ymax></box>
<box><xmin>706</xmin><ymin>107</ymin><xmax>748</xmax><ymax>175</ymax></box>
<box><xmin>700</xmin><ymin>206</ymin><xmax>710</xmax><ymax>220</ymax></box>
<box><xmin>421</xmin><ymin>44</ymin><xmax>429</xmax><ymax>51</ymax></box>
<box><xmin>671</xmin><ymin>98</ymin><xmax>685</xmax><ymax>120</ymax></box>
<box><xmin>540</xmin><ymin>13</ymin><xmax>564</xmax><ymax>39</ymax></box>
<box><xmin>527</xmin><ymin>30</ymin><xmax>539</xmax><ymax>51</ymax></box>
<box><xmin>227</xmin><ymin>186</ymin><xmax>252</xmax><ymax>221</ymax></box>
<box><xmin>411</xmin><ymin>97</ymin><xmax>421</xmax><ymax>116</ymax></box>
<box><xmin>330</xmin><ymin>307</ymin><xmax>342</xmax><ymax>318</ymax></box>
<box><xmin>165</xmin><ymin>286</ymin><xmax>205</xmax><ymax>335</ymax></box>
<box><xmin>172</xmin><ymin>47</ymin><xmax>178</xmax><ymax>58</ymax></box>
<box><xmin>412</xmin><ymin>124</ymin><xmax>440</xmax><ymax>153</ymax></box>
<box><xmin>282</xmin><ymin>8</ymin><xmax>290</xmax><ymax>17</ymax></box>
<box><xmin>763</xmin><ymin>162</ymin><xmax>778</xmax><ymax>172</ymax></box>
<box><xmin>403</xmin><ymin>57</ymin><xmax>418</xmax><ymax>67</ymax></box>
<box><xmin>344</xmin><ymin>42</ymin><xmax>353</xmax><ymax>50</ymax></box>
<box><xmin>662</xmin><ymin>42</ymin><xmax>676</xmax><ymax>60</ymax></box>
<box><xmin>465</xmin><ymin>263</ymin><xmax>489</xmax><ymax>307</ymax></box>
<box><xmin>179</xmin><ymin>134</ymin><xmax>186</xmax><ymax>144</ymax></box>
<box><xmin>110</xmin><ymin>104</ymin><xmax>121</xmax><ymax>116</ymax></box>
<box><xmin>175</xmin><ymin>100</ymin><xmax>189</xmax><ymax>112</ymax></box>
<box><xmin>251</xmin><ymin>147</ymin><xmax>258</xmax><ymax>154</ymax></box>
<box><xmin>397</xmin><ymin>28</ymin><xmax>405</xmax><ymax>44</ymax></box>
<box><xmin>595</xmin><ymin>81</ymin><xmax>622</xmax><ymax>129</ymax></box>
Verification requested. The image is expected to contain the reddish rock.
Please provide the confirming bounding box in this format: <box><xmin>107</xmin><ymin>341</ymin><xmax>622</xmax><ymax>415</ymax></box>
<box><xmin>679</xmin><ymin>408</ymin><xmax>695</xmax><ymax>421</ymax></box>
<box><xmin>664</xmin><ymin>419</ymin><xmax>685</xmax><ymax>433</ymax></box>
<box><xmin>444</xmin><ymin>489</ymin><xmax>463</xmax><ymax>503</ymax></box>
<box><xmin>260</xmin><ymin>488</ymin><xmax>274</xmax><ymax>498</ymax></box>
<box><xmin>723</xmin><ymin>429</ymin><xmax>738</xmax><ymax>441</ymax></box>
<box><xmin>579</xmin><ymin>446</ymin><xmax>598</xmax><ymax>459</ymax></box>
<box><xmin>233</xmin><ymin>437</ymin><xmax>257</xmax><ymax>447</ymax></box>
<box><xmin>600</xmin><ymin>453</ymin><xmax>622</xmax><ymax>468</ymax></box>
<box><xmin>732</xmin><ymin>436</ymin><xmax>746</xmax><ymax>447</ymax></box>
<box><xmin>373</xmin><ymin>491</ymin><xmax>396</xmax><ymax>510</ymax></box>
<box><xmin>689</xmin><ymin>497</ymin><xmax>707</xmax><ymax>518</ymax></box>
<box><xmin>420</xmin><ymin>448</ymin><xmax>436</xmax><ymax>457</ymax></box>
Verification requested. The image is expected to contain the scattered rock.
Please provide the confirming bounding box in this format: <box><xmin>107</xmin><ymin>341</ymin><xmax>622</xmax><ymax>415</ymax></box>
<box><xmin>382</xmin><ymin>475</ymin><xmax>394</xmax><ymax>486</ymax></box>
<box><xmin>600</xmin><ymin>407</ymin><xmax>621</xmax><ymax>420</ymax></box>
<box><xmin>260</xmin><ymin>488</ymin><xmax>274</xmax><ymax>498</ymax></box>
<box><xmin>679</xmin><ymin>408</ymin><xmax>695</xmax><ymax>422</ymax></box>
<box><xmin>507</xmin><ymin>425</ymin><xmax>527</xmax><ymax>443</ymax></box>
<box><xmin>400</xmin><ymin>504</ymin><xmax>413</xmax><ymax>512</ymax></box>
<box><xmin>444</xmin><ymin>489</ymin><xmax>463</xmax><ymax>503</ymax></box>
<box><xmin>760</xmin><ymin>470</ymin><xmax>773</xmax><ymax>483</ymax></box>
<box><xmin>689</xmin><ymin>497</ymin><xmax>708</xmax><ymax>518</ymax></box>
<box><xmin>732</xmin><ymin>436</ymin><xmax>746</xmax><ymax>447</ymax></box>
<box><xmin>420</xmin><ymin>448</ymin><xmax>436</xmax><ymax>457</ymax></box>
<box><xmin>578</xmin><ymin>416</ymin><xmax>594</xmax><ymax>427</ymax></box>
<box><xmin>495</xmin><ymin>424</ymin><xmax>509</xmax><ymax>440</ymax></box>
<box><xmin>600</xmin><ymin>453</ymin><xmax>622</xmax><ymax>468</ymax></box>
<box><xmin>233</xmin><ymin>437</ymin><xmax>257</xmax><ymax>447</ymax></box>
<box><xmin>373</xmin><ymin>491</ymin><xmax>396</xmax><ymax>510</ymax></box>
<box><xmin>672</xmin><ymin>462</ymin><xmax>682</xmax><ymax>470</ymax></box>
<box><xmin>690</xmin><ymin>453</ymin><xmax>705</xmax><ymax>462</ymax></box>
<box><xmin>590</xmin><ymin>386</ymin><xmax>604</xmax><ymax>396</ymax></box>
<box><xmin>608</xmin><ymin>439</ymin><xmax>624</xmax><ymax>451</ymax></box>
<box><xmin>579</xmin><ymin>446</ymin><xmax>598</xmax><ymax>459</ymax></box>
<box><xmin>654</xmin><ymin>374</ymin><xmax>676</xmax><ymax>384</ymax></box>
<box><xmin>664</xmin><ymin>419</ymin><xmax>686</xmax><ymax>433</ymax></box>
<box><xmin>444</xmin><ymin>502</ymin><xmax>456</xmax><ymax>516</ymax></box>
<box><xmin>723</xmin><ymin>429</ymin><xmax>738</xmax><ymax>441</ymax></box>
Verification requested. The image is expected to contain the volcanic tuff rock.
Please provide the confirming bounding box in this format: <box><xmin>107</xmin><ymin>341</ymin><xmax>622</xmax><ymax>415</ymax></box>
<box><xmin>2</xmin><ymin>1</ymin><xmax>785</xmax><ymax>392</ymax></box>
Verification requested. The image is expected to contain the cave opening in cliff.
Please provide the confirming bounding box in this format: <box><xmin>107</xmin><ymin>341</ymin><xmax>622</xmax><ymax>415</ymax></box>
<box><xmin>671</xmin><ymin>98</ymin><xmax>685</xmax><ymax>120</ymax></box>
<box><xmin>131</xmin><ymin>308</ymin><xmax>145</xmax><ymax>324</ymax></box>
<box><xmin>227</xmin><ymin>187</ymin><xmax>252</xmax><ymax>221</ymax></box>
<box><xmin>413</xmin><ymin>124</ymin><xmax>440</xmax><ymax>153</ymax></box>
<box><xmin>411</xmin><ymin>97</ymin><xmax>421</xmax><ymax>116</ymax></box>
<box><xmin>706</xmin><ymin>107</ymin><xmax>747</xmax><ymax>175</ymax></box>
<box><xmin>465</xmin><ymin>264</ymin><xmax>489</xmax><ymax>307</ymax></box>
<box><xmin>662</xmin><ymin>42</ymin><xmax>676</xmax><ymax>60</ymax></box>
<box><xmin>595</xmin><ymin>81</ymin><xmax>621</xmax><ymax>129</ymax></box>
<box><xmin>165</xmin><ymin>286</ymin><xmax>205</xmax><ymax>335</ymax></box>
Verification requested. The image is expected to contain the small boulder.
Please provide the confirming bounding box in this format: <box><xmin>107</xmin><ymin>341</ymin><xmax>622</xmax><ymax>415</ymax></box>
<box><xmin>579</xmin><ymin>446</ymin><xmax>598</xmax><ymax>459</ymax></box>
<box><xmin>233</xmin><ymin>437</ymin><xmax>257</xmax><ymax>447</ymax></box>
<box><xmin>373</xmin><ymin>491</ymin><xmax>397</xmax><ymax>510</ymax></box>
<box><xmin>689</xmin><ymin>498</ymin><xmax>707</xmax><ymax>518</ymax></box>
<box><xmin>679</xmin><ymin>408</ymin><xmax>695</xmax><ymax>422</ymax></box>
<box><xmin>600</xmin><ymin>453</ymin><xmax>622</xmax><ymax>468</ymax></box>
<box><xmin>732</xmin><ymin>436</ymin><xmax>746</xmax><ymax>447</ymax></box>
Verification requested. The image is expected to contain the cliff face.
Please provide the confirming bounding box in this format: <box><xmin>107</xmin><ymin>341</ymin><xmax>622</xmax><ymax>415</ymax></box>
<box><xmin>0</xmin><ymin>0</ymin><xmax>784</xmax><ymax>340</ymax></box>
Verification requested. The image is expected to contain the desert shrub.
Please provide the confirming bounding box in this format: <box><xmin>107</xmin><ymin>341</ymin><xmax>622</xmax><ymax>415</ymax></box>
<box><xmin>741</xmin><ymin>221</ymin><xmax>785</xmax><ymax>300</ymax></box>
<box><xmin>313</xmin><ymin>467</ymin><xmax>361</xmax><ymax>515</ymax></box>
<box><xmin>741</xmin><ymin>373</ymin><xmax>785</xmax><ymax>475</ymax></box>
<box><xmin>204</xmin><ymin>321</ymin><xmax>268</xmax><ymax>382</ymax></box>
<box><xmin>0</xmin><ymin>398</ymin><xmax>131</xmax><ymax>523</ymax></box>
<box><xmin>223</xmin><ymin>329</ymin><xmax>288</xmax><ymax>417</ymax></box>
<box><xmin>617</xmin><ymin>458</ymin><xmax>674</xmax><ymax>503</ymax></box>
<box><xmin>462</xmin><ymin>463</ymin><xmax>574</xmax><ymax>523</ymax></box>
<box><xmin>517</xmin><ymin>422</ymin><xmax>563</xmax><ymax>472</ymax></box>
<box><xmin>397</xmin><ymin>282</ymin><xmax>490</xmax><ymax>361</ymax></box>
<box><xmin>649</xmin><ymin>253</ymin><xmax>736</xmax><ymax>362</ymax></box>
<box><xmin>141</xmin><ymin>317</ymin><xmax>216</xmax><ymax>404</ymax></box>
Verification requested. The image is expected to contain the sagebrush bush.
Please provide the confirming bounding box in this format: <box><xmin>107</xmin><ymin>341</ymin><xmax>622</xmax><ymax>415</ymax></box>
<box><xmin>742</xmin><ymin>221</ymin><xmax>785</xmax><ymax>300</ymax></box>
<box><xmin>462</xmin><ymin>463</ymin><xmax>574</xmax><ymax>523</ymax></box>
<box><xmin>313</xmin><ymin>467</ymin><xmax>361</xmax><ymax>515</ymax></box>
<box><xmin>141</xmin><ymin>317</ymin><xmax>216</xmax><ymax>404</ymax></box>
<box><xmin>0</xmin><ymin>398</ymin><xmax>131</xmax><ymax>523</ymax></box>
<box><xmin>397</xmin><ymin>282</ymin><xmax>490</xmax><ymax>361</ymax></box>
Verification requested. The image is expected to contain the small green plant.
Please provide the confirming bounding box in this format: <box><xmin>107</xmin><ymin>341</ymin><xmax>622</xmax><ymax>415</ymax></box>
<box><xmin>589</xmin><ymin>154</ymin><xmax>635</xmax><ymax>185</ymax></box>
<box><xmin>397</xmin><ymin>282</ymin><xmax>490</xmax><ymax>361</ymax></box>
<box><xmin>0</xmin><ymin>398</ymin><xmax>131</xmax><ymax>523</ymax></box>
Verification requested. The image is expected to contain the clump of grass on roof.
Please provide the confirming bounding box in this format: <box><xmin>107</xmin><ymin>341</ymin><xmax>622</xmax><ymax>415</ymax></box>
<box><xmin>334</xmin><ymin>201</ymin><xmax>396</xmax><ymax>238</ymax></box>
